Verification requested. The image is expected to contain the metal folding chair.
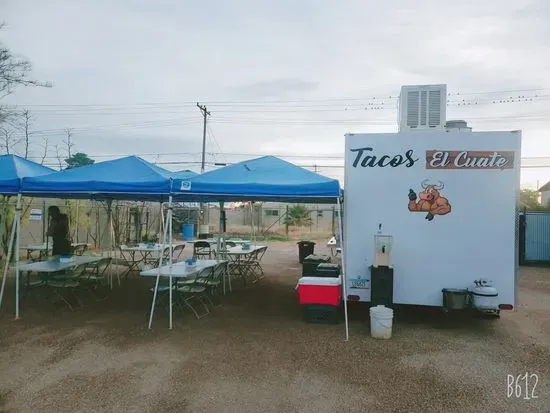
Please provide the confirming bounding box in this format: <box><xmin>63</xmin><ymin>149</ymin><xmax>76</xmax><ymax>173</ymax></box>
<box><xmin>47</xmin><ymin>264</ymin><xmax>87</xmax><ymax>311</ymax></box>
<box><xmin>78</xmin><ymin>257</ymin><xmax>112</xmax><ymax>301</ymax></box>
<box><xmin>72</xmin><ymin>244</ymin><xmax>88</xmax><ymax>256</ymax></box>
<box><xmin>175</xmin><ymin>267</ymin><xmax>214</xmax><ymax>319</ymax></box>
<box><xmin>193</xmin><ymin>241</ymin><xmax>212</xmax><ymax>259</ymax></box>
<box><xmin>172</xmin><ymin>244</ymin><xmax>186</xmax><ymax>262</ymax></box>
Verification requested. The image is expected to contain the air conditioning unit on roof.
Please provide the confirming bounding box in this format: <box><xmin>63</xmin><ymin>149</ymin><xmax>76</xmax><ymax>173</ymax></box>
<box><xmin>399</xmin><ymin>84</ymin><xmax>447</xmax><ymax>132</ymax></box>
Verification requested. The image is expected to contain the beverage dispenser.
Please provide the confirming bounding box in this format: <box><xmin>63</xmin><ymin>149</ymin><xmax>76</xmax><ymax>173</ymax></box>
<box><xmin>373</xmin><ymin>224</ymin><xmax>393</xmax><ymax>268</ymax></box>
<box><xmin>370</xmin><ymin>223</ymin><xmax>394</xmax><ymax>308</ymax></box>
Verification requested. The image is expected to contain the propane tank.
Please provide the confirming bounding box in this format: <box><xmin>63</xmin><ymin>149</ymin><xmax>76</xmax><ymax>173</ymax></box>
<box><xmin>470</xmin><ymin>279</ymin><xmax>499</xmax><ymax>311</ymax></box>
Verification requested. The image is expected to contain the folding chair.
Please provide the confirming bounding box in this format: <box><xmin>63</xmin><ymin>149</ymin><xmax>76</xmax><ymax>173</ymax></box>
<box><xmin>118</xmin><ymin>245</ymin><xmax>137</xmax><ymax>280</ymax></box>
<box><xmin>46</xmin><ymin>264</ymin><xmax>86</xmax><ymax>311</ymax></box>
<box><xmin>72</xmin><ymin>244</ymin><xmax>88</xmax><ymax>256</ymax></box>
<box><xmin>147</xmin><ymin>277</ymin><xmax>175</xmax><ymax>318</ymax></box>
<box><xmin>193</xmin><ymin>241</ymin><xmax>212</xmax><ymax>259</ymax></box>
<box><xmin>175</xmin><ymin>267</ymin><xmax>213</xmax><ymax>319</ymax></box>
<box><xmin>150</xmin><ymin>247</ymin><xmax>171</xmax><ymax>269</ymax></box>
<box><xmin>252</xmin><ymin>246</ymin><xmax>268</xmax><ymax>278</ymax></box>
<box><xmin>172</xmin><ymin>244</ymin><xmax>186</xmax><ymax>262</ymax></box>
<box><xmin>77</xmin><ymin>257</ymin><xmax>112</xmax><ymax>301</ymax></box>
<box><xmin>240</xmin><ymin>247</ymin><xmax>268</xmax><ymax>283</ymax></box>
<box><xmin>195</xmin><ymin>261</ymin><xmax>227</xmax><ymax>304</ymax></box>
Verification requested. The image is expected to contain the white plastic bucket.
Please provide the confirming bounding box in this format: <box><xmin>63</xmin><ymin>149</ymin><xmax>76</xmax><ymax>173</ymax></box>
<box><xmin>369</xmin><ymin>305</ymin><xmax>394</xmax><ymax>339</ymax></box>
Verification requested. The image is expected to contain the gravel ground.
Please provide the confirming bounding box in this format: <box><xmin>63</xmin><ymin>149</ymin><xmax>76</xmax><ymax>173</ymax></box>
<box><xmin>0</xmin><ymin>242</ymin><xmax>548</xmax><ymax>413</ymax></box>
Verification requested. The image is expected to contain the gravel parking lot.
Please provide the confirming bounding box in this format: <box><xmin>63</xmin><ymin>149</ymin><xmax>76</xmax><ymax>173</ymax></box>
<box><xmin>0</xmin><ymin>242</ymin><xmax>548</xmax><ymax>413</ymax></box>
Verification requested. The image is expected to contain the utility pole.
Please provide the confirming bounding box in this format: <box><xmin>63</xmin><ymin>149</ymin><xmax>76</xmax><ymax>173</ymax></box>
<box><xmin>197</xmin><ymin>103</ymin><xmax>211</xmax><ymax>174</ymax></box>
<box><xmin>196</xmin><ymin>103</ymin><xmax>211</xmax><ymax>228</ymax></box>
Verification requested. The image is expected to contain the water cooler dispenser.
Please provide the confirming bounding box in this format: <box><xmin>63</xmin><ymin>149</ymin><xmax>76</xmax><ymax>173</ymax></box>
<box><xmin>370</xmin><ymin>227</ymin><xmax>394</xmax><ymax>308</ymax></box>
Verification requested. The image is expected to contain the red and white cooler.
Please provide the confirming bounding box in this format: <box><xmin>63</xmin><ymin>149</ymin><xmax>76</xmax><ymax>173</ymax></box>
<box><xmin>296</xmin><ymin>276</ymin><xmax>342</xmax><ymax>307</ymax></box>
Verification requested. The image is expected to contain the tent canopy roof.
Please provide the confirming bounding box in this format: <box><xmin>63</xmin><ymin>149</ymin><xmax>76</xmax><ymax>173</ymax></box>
<box><xmin>174</xmin><ymin>156</ymin><xmax>341</xmax><ymax>203</ymax></box>
<box><xmin>21</xmin><ymin>156</ymin><xmax>174</xmax><ymax>200</ymax></box>
<box><xmin>172</xmin><ymin>169</ymin><xmax>198</xmax><ymax>180</ymax></box>
<box><xmin>0</xmin><ymin>154</ymin><xmax>54</xmax><ymax>195</ymax></box>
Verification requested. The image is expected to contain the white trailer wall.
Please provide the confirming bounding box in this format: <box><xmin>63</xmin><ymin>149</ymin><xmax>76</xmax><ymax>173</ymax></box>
<box><xmin>344</xmin><ymin>131</ymin><xmax>521</xmax><ymax>307</ymax></box>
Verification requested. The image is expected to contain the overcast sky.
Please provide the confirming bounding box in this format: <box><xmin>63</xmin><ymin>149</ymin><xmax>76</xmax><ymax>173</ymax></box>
<box><xmin>2</xmin><ymin>0</ymin><xmax>550</xmax><ymax>186</ymax></box>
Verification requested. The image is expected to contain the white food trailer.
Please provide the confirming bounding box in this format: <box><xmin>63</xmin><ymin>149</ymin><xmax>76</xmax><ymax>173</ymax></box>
<box><xmin>343</xmin><ymin>85</ymin><xmax>521</xmax><ymax>312</ymax></box>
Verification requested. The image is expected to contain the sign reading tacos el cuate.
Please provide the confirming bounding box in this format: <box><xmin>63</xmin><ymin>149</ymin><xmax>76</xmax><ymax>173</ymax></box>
<box><xmin>426</xmin><ymin>150</ymin><xmax>514</xmax><ymax>170</ymax></box>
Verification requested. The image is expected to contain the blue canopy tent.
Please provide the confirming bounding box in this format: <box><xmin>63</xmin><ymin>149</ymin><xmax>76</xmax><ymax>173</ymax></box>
<box><xmin>21</xmin><ymin>155</ymin><xmax>175</xmax><ymax>201</ymax></box>
<box><xmin>0</xmin><ymin>154</ymin><xmax>54</xmax><ymax>195</ymax></box>
<box><xmin>0</xmin><ymin>155</ymin><xmax>55</xmax><ymax>317</ymax></box>
<box><xmin>171</xmin><ymin>169</ymin><xmax>198</xmax><ymax>180</ymax></box>
<box><xmin>172</xmin><ymin>156</ymin><xmax>340</xmax><ymax>203</ymax></box>
<box><xmin>165</xmin><ymin>156</ymin><xmax>349</xmax><ymax>340</ymax></box>
<box><xmin>14</xmin><ymin>156</ymin><xmax>188</xmax><ymax>322</ymax></box>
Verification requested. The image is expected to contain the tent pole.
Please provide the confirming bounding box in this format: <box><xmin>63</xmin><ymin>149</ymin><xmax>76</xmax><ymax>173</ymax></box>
<box><xmin>337</xmin><ymin>196</ymin><xmax>349</xmax><ymax>341</ymax></box>
<box><xmin>218</xmin><ymin>201</ymin><xmax>223</xmax><ymax>293</ymax></box>
<box><xmin>159</xmin><ymin>202</ymin><xmax>163</xmax><ymax>241</ymax></box>
<box><xmin>168</xmin><ymin>196</ymin><xmax>173</xmax><ymax>330</ymax></box>
<box><xmin>14</xmin><ymin>194</ymin><xmax>21</xmax><ymax>319</ymax></box>
<box><xmin>0</xmin><ymin>197</ymin><xmax>17</xmax><ymax>313</ymax></box>
<box><xmin>148</xmin><ymin>198</ymin><xmax>171</xmax><ymax>330</ymax></box>
<box><xmin>75</xmin><ymin>200</ymin><xmax>80</xmax><ymax>243</ymax></box>
<box><xmin>250</xmin><ymin>203</ymin><xmax>254</xmax><ymax>243</ymax></box>
<box><xmin>110</xmin><ymin>204</ymin><xmax>118</xmax><ymax>286</ymax></box>
<box><xmin>105</xmin><ymin>200</ymin><xmax>116</xmax><ymax>288</ymax></box>
<box><xmin>0</xmin><ymin>197</ymin><xmax>7</xmax><ymax>264</ymax></box>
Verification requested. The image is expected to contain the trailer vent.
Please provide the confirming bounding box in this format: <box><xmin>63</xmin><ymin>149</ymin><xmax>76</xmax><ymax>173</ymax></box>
<box><xmin>399</xmin><ymin>84</ymin><xmax>447</xmax><ymax>132</ymax></box>
<box><xmin>445</xmin><ymin>119</ymin><xmax>472</xmax><ymax>132</ymax></box>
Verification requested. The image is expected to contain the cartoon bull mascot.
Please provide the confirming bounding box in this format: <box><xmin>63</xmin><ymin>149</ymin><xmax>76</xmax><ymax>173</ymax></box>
<box><xmin>408</xmin><ymin>179</ymin><xmax>451</xmax><ymax>221</ymax></box>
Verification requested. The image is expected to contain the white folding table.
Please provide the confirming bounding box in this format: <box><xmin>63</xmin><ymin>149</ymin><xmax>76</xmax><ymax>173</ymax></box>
<box><xmin>19</xmin><ymin>255</ymin><xmax>102</xmax><ymax>273</ymax></box>
<box><xmin>225</xmin><ymin>245</ymin><xmax>267</xmax><ymax>285</ymax></box>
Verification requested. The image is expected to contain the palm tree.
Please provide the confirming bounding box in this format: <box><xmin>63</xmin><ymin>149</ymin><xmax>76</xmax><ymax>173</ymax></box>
<box><xmin>284</xmin><ymin>205</ymin><xmax>313</xmax><ymax>227</ymax></box>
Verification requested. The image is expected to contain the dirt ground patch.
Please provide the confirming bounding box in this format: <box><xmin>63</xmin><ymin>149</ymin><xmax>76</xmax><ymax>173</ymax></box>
<box><xmin>0</xmin><ymin>242</ymin><xmax>549</xmax><ymax>412</ymax></box>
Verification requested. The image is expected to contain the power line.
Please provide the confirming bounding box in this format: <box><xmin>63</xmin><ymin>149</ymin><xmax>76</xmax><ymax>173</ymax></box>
<box><xmin>8</xmin><ymin>87</ymin><xmax>550</xmax><ymax>108</ymax></box>
<box><xmin>12</xmin><ymin>95</ymin><xmax>550</xmax><ymax>114</ymax></box>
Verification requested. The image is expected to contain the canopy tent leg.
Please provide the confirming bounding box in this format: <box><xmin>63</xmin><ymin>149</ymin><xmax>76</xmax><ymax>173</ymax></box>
<box><xmin>0</xmin><ymin>196</ymin><xmax>17</xmax><ymax>313</ymax></box>
<box><xmin>218</xmin><ymin>201</ymin><xmax>223</xmax><ymax>293</ymax></box>
<box><xmin>148</xmin><ymin>198</ymin><xmax>171</xmax><ymax>330</ymax></box>
<box><xmin>103</xmin><ymin>201</ymin><xmax>116</xmax><ymax>289</ymax></box>
<box><xmin>0</xmin><ymin>198</ymin><xmax>8</xmax><ymax>264</ymax></box>
<box><xmin>101</xmin><ymin>200</ymin><xmax>118</xmax><ymax>289</ymax></box>
<box><xmin>167</xmin><ymin>196</ymin><xmax>174</xmax><ymax>330</ymax></box>
<box><xmin>337</xmin><ymin>196</ymin><xmax>349</xmax><ymax>341</ymax></box>
<box><xmin>14</xmin><ymin>194</ymin><xmax>21</xmax><ymax>319</ymax></box>
<box><xmin>159</xmin><ymin>202</ymin><xmax>164</xmax><ymax>241</ymax></box>
<box><xmin>249</xmin><ymin>202</ymin><xmax>256</xmax><ymax>243</ymax></box>
<box><xmin>110</xmin><ymin>204</ymin><xmax>118</xmax><ymax>287</ymax></box>
<box><xmin>74</xmin><ymin>200</ymin><xmax>80</xmax><ymax>243</ymax></box>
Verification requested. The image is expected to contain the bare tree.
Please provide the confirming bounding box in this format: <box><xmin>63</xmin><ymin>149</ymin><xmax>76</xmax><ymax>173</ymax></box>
<box><xmin>64</xmin><ymin>128</ymin><xmax>74</xmax><ymax>158</ymax></box>
<box><xmin>0</xmin><ymin>23</ymin><xmax>51</xmax><ymax>101</ymax></box>
<box><xmin>19</xmin><ymin>109</ymin><xmax>32</xmax><ymax>158</ymax></box>
<box><xmin>54</xmin><ymin>144</ymin><xmax>64</xmax><ymax>169</ymax></box>
<box><xmin>1</xmin><ymin>127</ymin><xmax>14</xmax><ymax>153</ymax></box>
<box><xmin>40</xmin><ymin>137</ymin><xmax>49</xmax><ymax>165</ymax></box>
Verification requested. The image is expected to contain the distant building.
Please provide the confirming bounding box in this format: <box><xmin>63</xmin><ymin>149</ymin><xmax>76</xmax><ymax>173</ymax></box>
<box><xmin>538</xmin><ymin>182</ymin><xmax>550</xmax><ymax>207</ymax></box>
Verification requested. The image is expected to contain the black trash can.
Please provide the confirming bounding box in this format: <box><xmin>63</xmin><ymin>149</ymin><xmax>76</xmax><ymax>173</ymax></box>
<box><xmin>297</xmin><ymin>241</ymin><xmax>316</xmax><ymax>263</ymax></box>
<box><xmin>302</xmin><ymin>254</ymin><xmax>331</xmax><ymax>277</ymax></box>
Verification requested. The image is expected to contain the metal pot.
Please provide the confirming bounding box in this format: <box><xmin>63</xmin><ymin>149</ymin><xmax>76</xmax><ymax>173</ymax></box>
<box><xmin>442</xmin><ymin>288</ymin><xmax>469</xmax><ymax>310</ymax></box>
